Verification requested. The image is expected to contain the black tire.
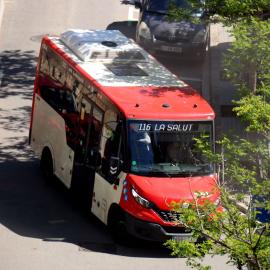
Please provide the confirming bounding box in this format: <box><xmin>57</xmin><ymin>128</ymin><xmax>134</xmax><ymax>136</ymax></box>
<box><xmin>41</xmin><ymin>150</ymin><xmax>55</xmax><ymax>184</ymax></box>
<box><xmin>109</xmin><ymin>211</ymin><xmax>130</xmax><ymax>245</ymax></box>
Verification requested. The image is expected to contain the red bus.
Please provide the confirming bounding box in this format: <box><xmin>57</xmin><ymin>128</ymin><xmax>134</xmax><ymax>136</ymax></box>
<box><xmin>29</xmin><ymin>29</ymin><xmax>220</xmax><ymax>243</ymax></box>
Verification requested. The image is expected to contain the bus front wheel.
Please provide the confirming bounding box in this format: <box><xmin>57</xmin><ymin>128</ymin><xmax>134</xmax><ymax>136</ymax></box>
<box><xmin>109</xmin><ymin>210</ymin><xmax>130</xmax><ymax>245</ymax></box>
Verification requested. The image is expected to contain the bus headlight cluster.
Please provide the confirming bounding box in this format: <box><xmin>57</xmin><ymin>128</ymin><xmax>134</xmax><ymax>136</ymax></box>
<box><xmin>131</xmin><ymin>187</ymin><xmax>154</xmax><ymax>209</ymax></box>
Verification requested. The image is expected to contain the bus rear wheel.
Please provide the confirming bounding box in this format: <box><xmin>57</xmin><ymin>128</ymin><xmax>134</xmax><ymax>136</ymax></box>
<box><xmin>41</xmin><ymin>150</ymin><xmax>54</xmax><ymax>183</ymax></box>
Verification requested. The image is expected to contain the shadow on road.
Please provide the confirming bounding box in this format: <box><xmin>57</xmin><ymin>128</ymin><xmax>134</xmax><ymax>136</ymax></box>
<box><xmin>106</xmin><ymin>20</ymin><xmax>137</xmax><ymax>41</ymax></box>
<box><xmin>0</xmin><ymin>47</ymin><xmax>173</xmax><ymax>258</ymax></box>
<box><xmin>0</xmin><ymin>45</ymin><xmax>177</xmax><ymax>260</ymax></box>
<box><xmin>0</xmin><ymin>50</ymin><xmax>37</xmax><ymax>100</ymax></box>
<box><xmin>0</xmin><ymin>159</ymin><xmax>173</xmax><ymax>258</ymax></box>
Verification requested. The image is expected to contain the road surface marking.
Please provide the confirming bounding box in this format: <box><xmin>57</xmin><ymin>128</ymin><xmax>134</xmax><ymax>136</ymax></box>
<box><xmin>128</xmin><ymin>6</ymin><xmax>138</xmax><ymax>26</ymax></box>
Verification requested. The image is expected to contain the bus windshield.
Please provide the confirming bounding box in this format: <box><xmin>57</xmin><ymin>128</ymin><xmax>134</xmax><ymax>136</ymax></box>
<box><xmin>127</xmin><ymin>120</ymin><xmax>214</xmax><ymax>177</ymax></box>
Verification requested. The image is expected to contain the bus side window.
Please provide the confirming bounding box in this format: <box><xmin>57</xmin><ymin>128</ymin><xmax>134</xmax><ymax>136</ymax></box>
<box><xmin>85</xmin><ymin>113</ymin><xmax>102</xmax><ymax>168</ymax></box>
<box><xmin>40</xmin><ymin>49</ymin><xmax>50</xmax><ymax>76</ymax></box>
<box><xmin>39</xmin><ymin>86</ymin><xmax>77</xmax><ymax>114</ymax></box>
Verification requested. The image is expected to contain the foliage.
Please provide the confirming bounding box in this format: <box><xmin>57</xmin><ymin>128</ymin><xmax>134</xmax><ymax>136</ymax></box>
<box><xmin>221</xmin><ymin>18</ymin><xmax>270</xmax><ymax>136</ymax></box>
<box><xmin>165</xmin><ymin>2</ymin><xmax>270</xmax><ymax>270</ymax></box>
<box><xmin>165</xmin><ymin>192</ymin><xmax>270</xmax><ymax>269</ymax></box>
<box><xmin>222</xmin><ymin>18</ymin><xmax>270</xmax><ymax>93</ymax></box>
<box><xmin>166</xmin><ymin>0</ymin><xmax>270</xmax><ymax>25</ymax></box>
<box><xmin>233</xmin><ymin>88</ymin><xmax>270</xmax><ymax>135</ymax></box>
<box><xmin>165</xmin><ymin>136</ymin><xmax>270</xmax><ymax>270</ymax></box>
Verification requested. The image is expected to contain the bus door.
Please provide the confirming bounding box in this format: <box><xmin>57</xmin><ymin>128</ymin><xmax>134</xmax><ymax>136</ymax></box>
<box><xmin>71</xmin><ymin>95</ymin><xmax>104</xmax><ymax>206</ymax></box>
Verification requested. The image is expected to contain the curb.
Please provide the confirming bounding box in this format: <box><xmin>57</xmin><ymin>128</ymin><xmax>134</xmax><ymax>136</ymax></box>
<box><xmin>201</xmin><ymin>25</ymin><xmax>211</xmax><ymax>104</ymax></box>
<box><xmin>201</xmin><ymin>22</ymin><xmax>222</xmax><ymax>129</ymax></box>
<box><xmin>0</xmin><ymin>0</ymin><xmax>4</xmax><ymax>30</ymax></box>
<box><xmin>209</xmin><ymin>23</ymin><xmax>222</xmax><ymax>135</ymax></box>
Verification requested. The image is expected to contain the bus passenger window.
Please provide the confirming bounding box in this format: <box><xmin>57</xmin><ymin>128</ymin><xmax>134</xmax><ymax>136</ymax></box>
<box><xmin>82</xmin><ymin>106</ymin><xmax>103</xmax><ymax>169</ymax></box>
<box><xmin>39</xmin><ymin>86</ymin><xmax>78</xmax><ymax>114</ymax></box>
<box><xmin>39</xmin><ymin>86</ymin><xmax>79</xmax><ymax>151</ymax></box>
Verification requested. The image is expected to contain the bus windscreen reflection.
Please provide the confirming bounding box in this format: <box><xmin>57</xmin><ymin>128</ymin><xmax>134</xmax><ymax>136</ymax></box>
<box><xmin>128</xmin><ymin>120</ymin><xmax>214</xmax><ymax>177</ymax></box>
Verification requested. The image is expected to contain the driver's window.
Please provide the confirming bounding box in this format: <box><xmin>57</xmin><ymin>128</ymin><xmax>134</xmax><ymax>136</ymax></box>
<box><xmin>98</xmin><ymin>110</ymin><xmax>123</xmax><ymax>181</ymax></box>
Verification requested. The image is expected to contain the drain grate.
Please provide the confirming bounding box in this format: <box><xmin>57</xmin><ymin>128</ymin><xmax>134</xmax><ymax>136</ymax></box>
<box><xmin>78</xmin><ymin>242</ymin><xmax>117</xmax><ymax>254</ymax></box>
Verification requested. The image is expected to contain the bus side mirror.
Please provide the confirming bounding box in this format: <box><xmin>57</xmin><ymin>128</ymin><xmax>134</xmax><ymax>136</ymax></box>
<box><xmin>109</xmin><ymin>157</ymin><xmax>120</xmax><ymax>185</ymax></box>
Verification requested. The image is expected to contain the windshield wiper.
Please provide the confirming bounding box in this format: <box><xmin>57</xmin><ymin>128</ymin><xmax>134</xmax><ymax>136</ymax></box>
<box><xmin>136</xmin><ymin>165</ymin><xmax>172</xmax><ymax>178</ymax></box>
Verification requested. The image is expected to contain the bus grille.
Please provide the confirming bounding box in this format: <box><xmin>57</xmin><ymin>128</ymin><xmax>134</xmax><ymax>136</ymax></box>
<box><xmin>155</xmin><ymin>209</ymin><xmax>181</xmax><ymax>223</ymax></box>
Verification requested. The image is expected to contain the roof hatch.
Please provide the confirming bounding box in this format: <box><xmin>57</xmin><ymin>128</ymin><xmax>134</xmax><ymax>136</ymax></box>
<box><xmin>60</xmin><ymin>29</ymin><xmax>147</xmax><ymax>62</ymax></box>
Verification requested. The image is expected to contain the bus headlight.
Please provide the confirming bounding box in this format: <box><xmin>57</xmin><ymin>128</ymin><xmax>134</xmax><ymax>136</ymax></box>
<box><xmin>138</xmin><ymin>22</ymin><xmax>151</xmax><ymax>40</ymax></box>
<box><xmin>131</xmin><ymin>187</ymin><xmax>154</xmax><ymax>209</ymax></box>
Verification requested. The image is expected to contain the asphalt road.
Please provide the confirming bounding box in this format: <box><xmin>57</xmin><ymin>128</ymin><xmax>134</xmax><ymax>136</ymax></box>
<box><xmin>0</xmin><ymin>1</ymin><xmax>237</xmax><ymax>269</ymax></box>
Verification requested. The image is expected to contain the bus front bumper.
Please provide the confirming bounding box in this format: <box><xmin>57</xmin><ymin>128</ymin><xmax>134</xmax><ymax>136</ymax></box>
<box><xmin>125</xmin><ymin>212</ymin><xmax>197</xmax><ymax>242</ymax></box>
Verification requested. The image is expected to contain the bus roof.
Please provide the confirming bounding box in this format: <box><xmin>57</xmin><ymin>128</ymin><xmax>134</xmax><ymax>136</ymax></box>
<box><xmin>44</xmin><ymin>29</ymin><xmax>214</xmax><ymax>120</ymax></box>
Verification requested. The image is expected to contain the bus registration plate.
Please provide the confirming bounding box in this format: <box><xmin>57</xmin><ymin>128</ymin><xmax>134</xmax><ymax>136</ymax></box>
<box><xmin>173</xmin><ymin>236</ymin><xmax>195</xmax><ymax>242</ymax></box>
<box><xmin>161</xmin><ymin>46</ymin><xmax>182</xmax><ymax>53</ymax></box>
